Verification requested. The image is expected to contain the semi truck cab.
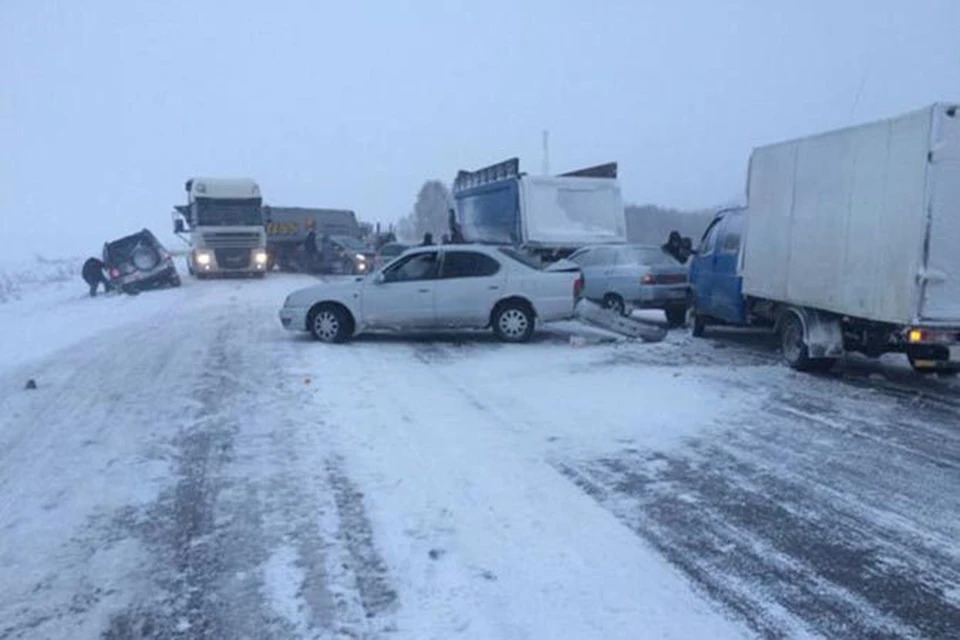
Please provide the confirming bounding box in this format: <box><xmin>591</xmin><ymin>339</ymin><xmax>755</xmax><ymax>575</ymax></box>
<box><xmin>174</xmin><ymin>177</ymin><xmax>268</xmax><ymax>278</ymax></box>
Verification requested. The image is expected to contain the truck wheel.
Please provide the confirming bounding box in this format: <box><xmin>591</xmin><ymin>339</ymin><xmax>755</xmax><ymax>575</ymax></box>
<box><xmin>308</xmin><ymin>304</ymin><xmax>352</xmax><ymax>343</ymax></box>
<box><xmin>603</xmin><ymin>294</ymin><xmax>626</xmax><ymax>316</ymax></box>
<box><xmin>691</xmin><ymin>312</ymin><xmax>706</xmax><ymax>338</ymax></box>
<box><xmin>665</xmin><ymin>306</ymin><xmax>687</xmax><ymax>329</ymax></box>
<box><xmin>780</xmin><ymin>312</ymin><xmax>814</xmax><ymax>371</ymax></box>
<box><xmin>493</xmin><ymin>301</ymin><xmax>535</xmax><ymax>343</ymax></box>
<box><xmin>779</xmin><ymin>314</ymin><xmax>836</xmax><ymax>372</ymax></box>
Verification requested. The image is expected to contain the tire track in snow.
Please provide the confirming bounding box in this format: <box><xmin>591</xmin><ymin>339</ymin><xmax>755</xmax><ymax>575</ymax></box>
<box><xmin>558</xmin><ymin>379</ymin><xmax>960</xmax><ymax>639</ymax></box>
<box><xmin>101</xmin><ymin>314</ymin><xmax>299</xmax><ymax>639</ymax></box>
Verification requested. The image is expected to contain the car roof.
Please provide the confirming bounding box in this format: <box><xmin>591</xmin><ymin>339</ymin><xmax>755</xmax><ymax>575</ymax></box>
<box><xmin>403</xmin><ymin>243</ymin><xmax>499</xmax><ymax>254</ymax></box>
<box><xmin>106</xmin><ymin>229</ymin><xmax>159</xmax><ymax>247</ymax></box>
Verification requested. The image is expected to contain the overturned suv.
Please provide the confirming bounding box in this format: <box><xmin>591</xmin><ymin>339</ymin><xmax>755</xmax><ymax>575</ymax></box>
<box><xmin>104</xmin><ymin>229</ymin><xmax>181</xmax><ymax>294</ymax></box>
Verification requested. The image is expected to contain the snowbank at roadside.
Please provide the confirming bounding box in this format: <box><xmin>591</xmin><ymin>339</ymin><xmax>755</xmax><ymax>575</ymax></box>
<box><xmin>0</xmin><ymin>256</ymin><xmax>85</xmax><ymax>304</ymax></box>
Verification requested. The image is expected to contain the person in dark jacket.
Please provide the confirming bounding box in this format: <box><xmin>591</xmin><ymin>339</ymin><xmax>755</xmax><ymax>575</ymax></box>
<box><xmin>421</xmin><ymin>232</ymin><xmax>434</xmax><ymax>246</ymax></box>
<box><xmin>662</xmin><ymin>231</ymin><xmax>683</xmax><ymax>263</ymax></box>
<box><xmin>304</xmin><ymin>230</ymin><xmax>318</xmax><ymax>256</ymax></box>
<box><xmin>81</xmin><ymin>257</ymin><xmax>111</xmax><ymax>297</ymax></box>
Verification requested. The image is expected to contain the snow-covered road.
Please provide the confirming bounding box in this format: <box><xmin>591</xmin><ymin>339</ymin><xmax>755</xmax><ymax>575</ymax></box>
<box><xmin>1</xmin><ymin>274</ymin><xmax>958</xmax><ymax>639</ymax></box>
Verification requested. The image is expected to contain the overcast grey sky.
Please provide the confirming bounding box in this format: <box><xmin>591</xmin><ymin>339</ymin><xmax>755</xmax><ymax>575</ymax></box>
<box><xmin>2</xmin><ymin>0</ymin><xmax>958</xmax><ymax>260</ymax></box>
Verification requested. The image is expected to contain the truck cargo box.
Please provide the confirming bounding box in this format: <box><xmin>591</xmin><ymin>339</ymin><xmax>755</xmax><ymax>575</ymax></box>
<box><xmin>453</xmin><ymin>158</ymin><xmax>626</xmax><ymax>250</ymax></box>
<box><xmin>263</xmin><ymin>207</ymin><xmax>361</xmax><ymax>245</ymax></box>
<box><xmin>741</xmin><ymin>103</ymin><xmax>960</xmax><ymax>326</ymax></box>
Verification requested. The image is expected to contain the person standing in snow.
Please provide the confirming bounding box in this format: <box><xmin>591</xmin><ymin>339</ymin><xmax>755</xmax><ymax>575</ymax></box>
<box><xmin>421</xmin><ymin>232</ymin><xmax>434</xmax><ymax>246</ymax></box>
<box><xmin>81</xmin><ymin>257</ymin><xmax>111</xmax><ymax>297</ymax></box>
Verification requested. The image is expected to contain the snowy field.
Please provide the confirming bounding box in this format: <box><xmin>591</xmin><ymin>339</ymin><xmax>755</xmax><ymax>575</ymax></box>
<box><xmin>0</xmin><ymin>266</ymin><xmax>958</xmax><ymax>639</ymax></box>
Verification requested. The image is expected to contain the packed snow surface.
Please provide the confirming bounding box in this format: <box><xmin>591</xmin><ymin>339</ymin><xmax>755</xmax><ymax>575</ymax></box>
<box><xmin>1</xmin><ymin>266</ymin><xmax>958</xmax><ymax>639</ymax></box>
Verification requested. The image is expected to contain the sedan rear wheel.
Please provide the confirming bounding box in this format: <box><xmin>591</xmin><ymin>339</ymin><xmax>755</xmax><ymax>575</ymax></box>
<box><xmin>603</xmin><ymin>294</ymin><xmax>627</xmax><ymax>316</ymax></box>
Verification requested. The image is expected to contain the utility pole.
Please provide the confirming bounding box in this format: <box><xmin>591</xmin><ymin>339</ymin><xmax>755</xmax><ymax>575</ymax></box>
<box><xmin>542</xmin><ymin>129</ymin><xmax>550</xmax><ymax>175</ymax></box>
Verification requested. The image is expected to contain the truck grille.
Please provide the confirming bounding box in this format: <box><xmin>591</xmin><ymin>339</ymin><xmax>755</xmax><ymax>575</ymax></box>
<box><xmin>215</xmin><ymin>248</ymin><xmax>252</xmax><ymax>269</ymax></box>
<box><xmin>203</xmin><ymin>232</ymin><xmax>261</xmax><ymax>248</ymax></box>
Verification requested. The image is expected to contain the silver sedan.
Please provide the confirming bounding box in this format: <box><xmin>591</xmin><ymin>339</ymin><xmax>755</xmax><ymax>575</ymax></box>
<box><xmin>568</xmin><ymin>244</ymin><xmax>690</xmax><ymax>327</ymax></box>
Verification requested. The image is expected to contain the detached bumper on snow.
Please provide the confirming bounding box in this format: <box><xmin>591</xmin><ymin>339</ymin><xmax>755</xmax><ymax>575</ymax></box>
<box><xmin>575</xmin><ymin>299</ymin><xmax>668</xmax><ymax>342</ymax></box>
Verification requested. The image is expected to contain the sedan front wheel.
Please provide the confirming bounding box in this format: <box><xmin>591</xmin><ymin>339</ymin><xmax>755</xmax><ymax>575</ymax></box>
<box><xmin>493</xmin><ymin>302</ymin><xmax>535</xmax><ymax>343</ymax></box>
<box><xmin>309</xmin><ymin>304</ymin><xmax>352</xmax><ymax>343</ymax></box>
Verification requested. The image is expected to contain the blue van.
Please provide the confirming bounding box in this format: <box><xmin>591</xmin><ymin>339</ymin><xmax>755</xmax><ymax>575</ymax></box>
<box><xmin>688</xmin><ymin>207</ymin><xmax>750</xmax><ymax>336</ymax></box>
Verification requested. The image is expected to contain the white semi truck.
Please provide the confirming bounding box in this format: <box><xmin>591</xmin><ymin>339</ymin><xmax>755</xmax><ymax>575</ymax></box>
<box><xmin>173</xmin><ymin>177</ymin><xmax>269</xmax><ymax>278</ymax></box>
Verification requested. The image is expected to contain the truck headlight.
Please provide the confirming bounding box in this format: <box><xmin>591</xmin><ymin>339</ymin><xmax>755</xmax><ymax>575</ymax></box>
<box><xmin>196</xmin><ymin>251</ymin><xmax>212</xmax><ymax>266</ymax></box>
<box><xmin>254</xmin><ymin>250</ymin><xmax>268</xmax><ymax>265</ymax></box>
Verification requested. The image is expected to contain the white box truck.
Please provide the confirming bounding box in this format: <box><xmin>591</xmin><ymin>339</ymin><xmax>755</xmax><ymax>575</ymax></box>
<box><xmin>451</xmin><ymin>158</ymin><xmax>627</xmax><ymax>263</ymax></box>
<box><xmin>173</xmin><ymin>178</ymin><xmax>269</xmax><ymax>278</ymax></box>
<box><xmin>689</xmin><ymin>103</ymin><xmax>960</xmax><ymax>374</ymax></box>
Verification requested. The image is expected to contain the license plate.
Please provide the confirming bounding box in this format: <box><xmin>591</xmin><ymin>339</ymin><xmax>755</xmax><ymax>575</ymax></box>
<box><xmin>950</xmin><ymin>346</ymin><xmax>960</xmax><ymax>362</ymax></box>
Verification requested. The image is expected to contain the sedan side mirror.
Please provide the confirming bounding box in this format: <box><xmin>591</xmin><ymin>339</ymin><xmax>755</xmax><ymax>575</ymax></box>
<box><xmin>372</xmin><ymin>272</ymin><xmax>386</xmax><ymax>285</ymax></box>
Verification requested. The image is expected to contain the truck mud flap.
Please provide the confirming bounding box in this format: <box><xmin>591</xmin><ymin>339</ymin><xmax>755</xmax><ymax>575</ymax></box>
<box><xmin>574</xmin><ymin>300</ymin><xmax>668</xmax><ymax>343</ymax></box>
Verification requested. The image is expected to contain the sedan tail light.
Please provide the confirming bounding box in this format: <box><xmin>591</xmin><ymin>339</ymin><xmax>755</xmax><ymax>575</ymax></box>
<box><xmin>109</xmin><ymin>268</ymin><xmax>120</xmax><ymax>279</ymax></box>
<box><xmin>574</xmin><ymin>273</ymin><xmax>585</xmax><ymax>299</ymax></box>
<box><xmin>642</xmin><ymin>273</ymin><xmax>687</xmax><ymax>285</ymax></box>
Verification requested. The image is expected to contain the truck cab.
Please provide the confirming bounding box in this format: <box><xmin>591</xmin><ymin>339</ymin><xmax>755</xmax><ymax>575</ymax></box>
<box><xmin>688</xmin><ymin>207</ymin><xmax>748</xmax><ymax>334</ymax></box>
<box><xmin>174</xmin><ymin>178</ymin><xmax>268</xmax><ymax>278</ymax></box>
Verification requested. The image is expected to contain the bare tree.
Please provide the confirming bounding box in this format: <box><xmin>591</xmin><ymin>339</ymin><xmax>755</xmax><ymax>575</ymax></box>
<box><xmin>398</xmin><ymin>180</ymin><xmax>451</xmax><ymax>243</ymax></box>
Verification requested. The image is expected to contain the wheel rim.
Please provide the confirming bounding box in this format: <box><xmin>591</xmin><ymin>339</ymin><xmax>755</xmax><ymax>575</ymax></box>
<box><xmin>605</xmin><ymin>297</ymin><xmax>624</xmax><ymax>315</ymax></box>
<box><xmin>499</xmin><ymin>308</ymin><xmax>529</xmax><ymax>338</ymax></box>
<box><xmin>782</xmin><ymin>317</ymin><xmax>803</xmax><ymax>363</ymax></box>
<box><xmin>314</xmin><ymin>311</ymin><xmax>340</xmax><ymax>342</ymax></box>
